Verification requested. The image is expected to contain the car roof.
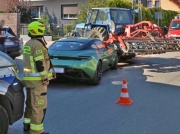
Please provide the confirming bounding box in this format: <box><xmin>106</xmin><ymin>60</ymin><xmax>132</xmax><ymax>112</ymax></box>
<box><xmin>0</xmin><ymin>51</ymin><xmax>16</xmax><ymax>67</ymax></box>
<box><xmin>58</xmin><ymin>37</ymin><xmax>98</xmax><ymax>43</ymax></box>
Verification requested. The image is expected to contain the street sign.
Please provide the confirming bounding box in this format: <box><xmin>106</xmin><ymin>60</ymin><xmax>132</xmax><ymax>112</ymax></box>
<box><xmin>155</xmin><ymin>12</ymin><xmax>162</xmax><ymax>19</ymax></box>
<box><xmin>155</xmin><ymin>12</ymin><xmax>162</xmax><ymax>26</ymax></box>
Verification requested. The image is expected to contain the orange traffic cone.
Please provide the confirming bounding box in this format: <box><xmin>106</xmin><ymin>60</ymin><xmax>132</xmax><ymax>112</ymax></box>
<box><xmin>116</xmin><ymin>79</ymin><xmax>133</xmax><ymax>105</ymax></box>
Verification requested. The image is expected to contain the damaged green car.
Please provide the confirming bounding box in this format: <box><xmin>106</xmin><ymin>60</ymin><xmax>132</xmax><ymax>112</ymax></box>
<box><xmin>48</xmin><ymin>37</ymin><xmax>118</xmax><ymax>85</ymax></box>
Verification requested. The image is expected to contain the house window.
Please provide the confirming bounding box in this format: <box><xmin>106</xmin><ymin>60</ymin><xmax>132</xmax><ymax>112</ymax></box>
<box><xmin>147</xmin><ymin>0</ymin><xmax>152</xmax><ymax>7</ymax></box>
<box><xmin>61</xmin><ymin>4</ymin><xmax>78</xmax><ymax>20</ymax></box>
<box><xmin>155</xmin><ymin>1</ymin><xmax>160</xmax><ymax>7</ymax></box>
<box><xmin>31</xmin><ymin>6</ymin><xmax>43</xmax><ymax>19</ymax></box>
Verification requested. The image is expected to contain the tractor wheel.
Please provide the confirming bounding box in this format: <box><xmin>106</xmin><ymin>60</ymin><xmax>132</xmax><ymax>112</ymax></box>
<box><xmin>88</xmin><ymin>27</ymin><xmax>109</xmax><ymax>41</ymax></box>
<box><xmin>64</xmin><ymin>31</ymin><xmax>81</xmax><ymax>37</ymax></box>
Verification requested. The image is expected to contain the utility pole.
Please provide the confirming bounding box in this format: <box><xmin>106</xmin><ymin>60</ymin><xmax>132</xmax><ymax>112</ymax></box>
<box><xmin>132</xmin><ymin>0</ymin><xmax>136</xmax><ymax>24</ymax></box>
<box><xmin>138</xmin><ymin>0</ymin><xmax>142</xmax><ymax>22</ymax></box>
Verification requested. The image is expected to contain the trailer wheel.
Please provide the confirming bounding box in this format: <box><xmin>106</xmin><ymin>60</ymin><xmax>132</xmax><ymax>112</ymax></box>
<box><xmin>0</xmin><ymin>105</ymin><xmax>9</xmax><ymax>134</ymax></box>
<box><xmin>88</xmin><ymin>27</ymin><xmax>109</xmax><ymax>41</ymax></box>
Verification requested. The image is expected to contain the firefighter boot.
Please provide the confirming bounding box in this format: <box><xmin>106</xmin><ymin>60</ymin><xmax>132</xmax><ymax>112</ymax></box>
<box><xmin>23</xmin><ymin>123</ymin><xmax>30</xmax><ymax>131</ymax></box>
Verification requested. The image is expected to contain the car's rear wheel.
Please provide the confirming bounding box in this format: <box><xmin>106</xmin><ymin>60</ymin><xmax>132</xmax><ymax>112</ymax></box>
<box><xmin>91</xmin><ymin>62</ymin><xmax>102</xmax><ymax>85</ymax></box>
<box><xmin>111</xmin><ymin>54</ymin><xmax>118</xmax><ymax>70</ymax></box>
<box><xmin>0</xmin><ymin>105</ymin><xmax>9</xmax><ymax>134</ymax></box>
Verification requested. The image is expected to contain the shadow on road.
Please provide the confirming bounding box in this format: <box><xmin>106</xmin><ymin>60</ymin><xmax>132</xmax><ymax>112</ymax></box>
<box><xmin>133</xmin><ymin>56</ymin><xmax>180</xmax><ymax>73</ymax></box>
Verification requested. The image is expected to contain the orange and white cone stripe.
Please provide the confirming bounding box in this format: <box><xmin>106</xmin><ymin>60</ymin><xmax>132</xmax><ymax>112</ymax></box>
<box><xmin>116</xmin><ymin>79</ymin><xmax>133</xmax><ymax>105</ymax></box>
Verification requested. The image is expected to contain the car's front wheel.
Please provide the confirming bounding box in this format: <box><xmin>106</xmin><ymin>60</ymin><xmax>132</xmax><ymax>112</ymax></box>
<box><xmin>91</xmin><ymin>62</ymin><xmax>102</xmax><ymax>85</ymax></box>
<box><xmin>0</xmin><ymin>105</ymin><xmax>9</xmax><ymax>134</ymax></box>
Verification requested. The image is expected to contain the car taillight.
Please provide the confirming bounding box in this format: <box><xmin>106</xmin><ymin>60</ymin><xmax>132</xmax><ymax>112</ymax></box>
<box><xmin>78</xmin><ymin>56</ymin><xmax>92</xmax><ymax>60</ymax></box>
<box><xmin>15</xmin><ymin>39</ymin><xmax>20</xmax><ymax>43</ymax></box>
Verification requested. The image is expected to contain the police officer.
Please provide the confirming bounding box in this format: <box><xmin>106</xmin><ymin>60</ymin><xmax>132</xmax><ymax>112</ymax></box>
<box><xmin>23</xmin><ymin>21</ymin><xmax>55</xmax><ymax>134</ymax></box>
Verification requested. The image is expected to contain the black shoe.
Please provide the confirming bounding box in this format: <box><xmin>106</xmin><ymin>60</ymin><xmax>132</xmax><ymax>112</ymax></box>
<box><xmin>40</xmin><ymin>132</ymin><xmax>49</xmax><ymax>134</ymax></box>
<box><xmin>23</xmin><ymin>123</ymin><xmax>30</xmax><ymax>131</ymax></box>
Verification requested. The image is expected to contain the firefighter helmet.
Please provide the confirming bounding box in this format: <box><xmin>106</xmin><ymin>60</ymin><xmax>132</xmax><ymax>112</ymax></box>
<box><xmin>27</xmin><ymin>21</ymin><xmax>45</xmax><ymax>37</ymax></box>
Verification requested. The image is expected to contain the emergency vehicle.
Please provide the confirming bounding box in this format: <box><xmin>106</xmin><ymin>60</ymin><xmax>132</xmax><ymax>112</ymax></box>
<box><xmin>167</xmin><ymin>14</ymin><xmax>180</xmax><ymax>39</ymax></box>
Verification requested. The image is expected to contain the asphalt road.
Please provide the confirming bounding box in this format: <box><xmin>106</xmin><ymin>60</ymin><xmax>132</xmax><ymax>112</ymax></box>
<box><xmin>8</xmin><ymin>52</ymin><xmax>180</xmax><ymax>134</ymax></box>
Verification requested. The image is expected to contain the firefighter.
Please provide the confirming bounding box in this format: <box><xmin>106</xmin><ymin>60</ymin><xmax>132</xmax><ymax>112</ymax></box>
<box><xmin>23</xmin><ymin>21</ymin><xmax>56</xmax><ymax>134</ymax></box>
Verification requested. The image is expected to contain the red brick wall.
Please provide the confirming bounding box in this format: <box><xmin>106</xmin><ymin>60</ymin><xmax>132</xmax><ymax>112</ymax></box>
<box><xmin>0</xmin><ymin>0</ymin><xmax>10</xmax><ymax>12</ymax></box>
<box><xmin>0</xmin><ymin>13</ymin><xmax>20</xmax><ymax>37</ymax></box>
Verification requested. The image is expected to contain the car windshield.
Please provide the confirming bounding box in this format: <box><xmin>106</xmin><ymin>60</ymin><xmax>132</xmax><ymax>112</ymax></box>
<box><xmin>110</xmin><ymin>9</ymin><xmax>132</xmax><ymax>24</ymax></box>
<box><xmin>50</xmin><ymin>41</ymin><xmax>86</xmax><ymax>51</ymax></box>
<box><xmin>170</xmin><ymin>21</ymin><xmax>180</xmax><ymax>29</ymax></box>
<box><xmin>0</xmin><ymin>30</ymin><xmax>13</xmax><ymax>37</ymax></box>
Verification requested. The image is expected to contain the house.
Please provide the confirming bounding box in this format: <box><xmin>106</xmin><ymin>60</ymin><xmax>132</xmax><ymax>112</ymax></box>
<box><xmin>141</xmin><ymin>0</ymin><xmax>180</xmax><ymax>11</ymax></box>
<box><xmin>30</xmin><ymin>0</ymin><xmax>89</xmax><ymax>27</ymax></box>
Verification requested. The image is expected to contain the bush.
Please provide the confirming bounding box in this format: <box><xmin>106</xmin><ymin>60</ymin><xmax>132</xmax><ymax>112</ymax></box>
<box><xmin>52</xmin><ymin>36</ymin><xmax>62</xmax><ymax>41</ymax></box>
<box><xmin>63</xmin><ymin>24</ymin><xmax>74</xmax><ymax>34</ymax></box>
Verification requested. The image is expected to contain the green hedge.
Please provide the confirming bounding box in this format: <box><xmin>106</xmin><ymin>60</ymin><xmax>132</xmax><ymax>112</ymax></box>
<box><xmin>141</xmin><ymin>7</ymin><xmax>178</xmax><ymax>26</ymax></box>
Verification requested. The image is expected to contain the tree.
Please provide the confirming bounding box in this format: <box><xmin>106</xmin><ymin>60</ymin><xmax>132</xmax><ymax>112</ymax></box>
<box><xmin>6</xmin><ymin>0</ymin><xmax>32</xmax><ymax>23</ymax></box>
<box><xmin>77</xmin><ymin>0</ymin><xmax>108</xmax><ymax>23</ymax></box>
<box><xmin>39</xmin><ymin>13</ymin><xmax>51</xmax><ymax>35</ymax></box>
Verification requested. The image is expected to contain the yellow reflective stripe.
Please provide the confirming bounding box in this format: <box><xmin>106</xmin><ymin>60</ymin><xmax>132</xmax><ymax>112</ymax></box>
<box><xmin>24</xmin><ymin>118</ymin><xmax>31</xmax><ymax>124</ymax></box>
<box><xmin>30</xmin><ymin>123</ymin><xmax>44</xmax><ymax>131</ymax></box>
<box><xmin>23</xmin><ymin>76</ymin><xmax>42</xmax><ymax>80</ymax></box>
<box><xmin>40</xmin><ymin>70</ymin><xmax>48</xmax><ymax>75</ymax></box>
<box><xmin>23</xmin><ymin>46</ymin><xmax>31</xmax><ymax>54</ymax></box>
<box><xmin>34</xmin><ymin>55</ymin><xmax>44</xmax><ymax>61</ymax></box>
<box><xmin>36</xmin><ymin>50</ymin><xmax>42</xmax><ymax>54</ymax></box>
<box><xmin>23</xmin><ymin>72</ymin><xmax>52</xmax><ymax>81</ymax></box>
<box><xmin>24</xmin><ymin>73</ymin><xmax>40</xmax><ymax>77</ymax></box>
<box><xmin>30</xmin><ymin>56</ymin><xmax>35</xmax><ymax>72</ymax></box>
<box><xmin>48</xmin><ymin>72</ymin><xmax>53</xmax><ymax>77</ymax></box>
<box><xmin>38</xmin><ymin>100</ymin><xmax>44</xmax><ymax>105</ymax></box>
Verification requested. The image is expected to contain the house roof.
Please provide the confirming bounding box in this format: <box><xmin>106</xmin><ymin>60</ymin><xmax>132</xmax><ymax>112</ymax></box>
<box><xmin>169</xmin><ymin>0</ymin><xmax>180</xmax><ymax>8</ymax></box>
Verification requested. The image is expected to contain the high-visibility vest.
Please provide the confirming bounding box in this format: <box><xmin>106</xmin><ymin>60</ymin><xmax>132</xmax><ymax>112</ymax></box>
<box><xmin>23</xmin><ymin>39</ymin><xmax>55</xmax><ymax>87</ymax></box>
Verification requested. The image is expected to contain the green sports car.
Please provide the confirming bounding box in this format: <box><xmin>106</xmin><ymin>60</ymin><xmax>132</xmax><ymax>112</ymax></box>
<box><xmin>48</xmin><ymin>37</ymin><xmax>118</xmax><ymax>85</ymax></box>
